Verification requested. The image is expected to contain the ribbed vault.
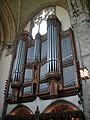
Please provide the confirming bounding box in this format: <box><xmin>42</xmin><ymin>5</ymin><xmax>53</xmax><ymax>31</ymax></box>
<box><xmin>0</xmin><ymin>0</ymin><xmax>68</xmax><ymax>43</ymax></box>
<box><xmin>0</xmin><ymin>0</ymin><xmax>89</xmax><ymax>44</ymax></box>
<box><xmin>0</xmin><ymin>1</ymin><xmax>15</xmax><ymax>44</ymax></box>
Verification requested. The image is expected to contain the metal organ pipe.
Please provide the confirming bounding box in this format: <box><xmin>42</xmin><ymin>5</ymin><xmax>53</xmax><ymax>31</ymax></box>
<box><xmin>47</xmin><ymin>15</ymin><xmax>61</xmax><ymax>73</ymax></box>
<box><xmin>34</xmin><ymin>32</ymin><xmax>41</xmax><ymax>62</ymax></box>
<box><xmin>12</xmin><ymin>40</ymin><xmax>25</xmax><ymax>81</ymax></box>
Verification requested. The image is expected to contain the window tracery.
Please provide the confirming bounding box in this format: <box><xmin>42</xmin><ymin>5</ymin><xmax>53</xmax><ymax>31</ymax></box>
<box><xmin>32</xmin><ymin>7</ymin><xmax>55</xmax><ymax>39</ymax></box>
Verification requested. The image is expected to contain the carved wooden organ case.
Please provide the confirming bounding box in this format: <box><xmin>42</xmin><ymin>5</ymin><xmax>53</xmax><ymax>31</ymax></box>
<box><xmin>4</xmin><ymin>15</ymin><xmax>80</xmax><ymax>103</ymax></box>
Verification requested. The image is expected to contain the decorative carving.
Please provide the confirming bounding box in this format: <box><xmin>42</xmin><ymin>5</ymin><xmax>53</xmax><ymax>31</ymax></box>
<box><xmin>11</xmin><ymin>81</ymin><xmax>22</xmax><ymax>89</ymax></box>
<box><xmin>34</xmin><ymin>65</ymin><xmax>38</xmax><ymax>79</ymax></box>
<box><xmin>11</xmin><ymin>81</ymin><xmax>22</xmax><ymax>102</ymax></box>
<box><xmin>58</xmin><ymin>81</ymin><xmax>63</xmax><ymax>90</ymax></box>
<box><xmin>4</xmin><ymin>110</ymin><xmax>84</xmax><ymax>120</ymax></box>
<box><xmin>47</xmin><ymin>15</ymin><xmax>61</xmax><ymax>30</ymax></box>
<box><xmin>32</xmin><ymin>61</ymin><xmax>40</xmax><ymax>82</ymax></box>
<box><xmin>32</xmin><ymin>61</ymin><xmax>40</xmax><ymax>94</ymax></box>
<box><xmin>12</xmin><ymin>88</ymin><xmax>19</xmax><ymax>102</ymax></box>
<box><xmin>49</xmin><ymin>80</ymin><xmax>58</xmax><ymax>95</ymax></box>
<box><xmin>46</xmin><ymin>72</ymin><xmax>61</xmax><ymax>96</ymax></box>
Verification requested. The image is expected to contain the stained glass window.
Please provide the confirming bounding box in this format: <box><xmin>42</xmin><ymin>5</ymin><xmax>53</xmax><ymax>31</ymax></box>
<box><xmin>32</xmin><ymin>7</ymin><xmax>55</xmax><ymax>39</ymax></box>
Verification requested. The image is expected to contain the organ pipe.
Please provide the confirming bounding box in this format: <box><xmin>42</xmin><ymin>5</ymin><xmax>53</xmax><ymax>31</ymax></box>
<box><xmin>12</xmin><ymin>40</ymin><xmax>25</xmax><ymax>81</ymax></box>
<box><xmin>47</xmin><ymin>15</ymin><xmax>61</xmax><ymax>73</ymax></box>
<box><xmin>34</xmin><ymin>32</ymin><xmax>41</xmax><ymax>62</ymax></box>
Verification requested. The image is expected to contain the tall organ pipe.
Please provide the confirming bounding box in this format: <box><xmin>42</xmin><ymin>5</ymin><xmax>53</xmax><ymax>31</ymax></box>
<box><xmin>12</xmin><ymin>40</ymin><xmax>25</xmax><ymax>81</ymax></box>
<box><xmin>34</xmin><ymin>32</ymin><xmax>41</xmax><ymax>62</ymax></box>
<box><xmin>47</xmin><ymin>15</ymin><xmax>61</xmax><ymax>73</ymax></box>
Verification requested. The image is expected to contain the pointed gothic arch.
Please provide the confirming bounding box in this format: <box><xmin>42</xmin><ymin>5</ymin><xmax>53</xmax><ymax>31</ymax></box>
<box><xmin>0</xmin><ymin>1</ymin><xmax>15</xmax><ymax>44</ymax></box>
<box><xmin>40</xmin><ymin>100</ymin><xmax>85</xmax><ymax>120</ymax></box>
<box><xmin>43</xmin><ymin>100</ymin><xmax>80</xmax><ymax>113</ymax></box>
<box><xmin>8</xmin><ymin>105</ymin><xmax>33</xmax><ymax>116</ymax></box>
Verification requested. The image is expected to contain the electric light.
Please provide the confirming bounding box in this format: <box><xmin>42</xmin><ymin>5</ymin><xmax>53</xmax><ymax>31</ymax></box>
<box><xmin>80</xmin><ymin>67</ymin><xmax>89</xmax><ymax>80</ymax></box>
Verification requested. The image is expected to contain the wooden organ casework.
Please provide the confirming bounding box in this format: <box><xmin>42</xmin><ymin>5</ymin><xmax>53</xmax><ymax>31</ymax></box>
<box><xmin>46</xmin><ymin>15</ymin><xmax>61</xmax><ymax>96</ymax></box>
<box><xmin>32</xmin><ymin>32</ymin><xmax>41</xmax><ymax>95</ymax></box>
<box><xmin>4</xmin><ymin>14</ymin><xmax>80</xmax><ymax>103</ymax></box>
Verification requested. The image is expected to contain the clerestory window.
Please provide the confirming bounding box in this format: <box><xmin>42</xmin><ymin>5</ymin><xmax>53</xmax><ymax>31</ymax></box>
<box><xmin>6</xmin><ymin>6</ymin><xmax>80</xmax><ymax>103</ymax></box>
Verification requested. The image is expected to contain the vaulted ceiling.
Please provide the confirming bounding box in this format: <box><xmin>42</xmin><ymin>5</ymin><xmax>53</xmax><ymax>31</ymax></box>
<box><xmin>0</xmin><ymin>0</ymin><xmax>89</xmax><ymax>44</ymax></box>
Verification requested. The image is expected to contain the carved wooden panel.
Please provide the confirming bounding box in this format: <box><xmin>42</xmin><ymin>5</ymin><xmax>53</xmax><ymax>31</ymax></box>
<box><xmin>49</xmin><ymin>81</ymin><xmax>58</xmax><ymax>95</ymax></box>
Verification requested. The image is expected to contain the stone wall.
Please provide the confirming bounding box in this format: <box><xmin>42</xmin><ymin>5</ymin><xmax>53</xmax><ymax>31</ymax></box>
<box><xmin>67</xmin><ymin>0</ymin><xmax>90</xmax><ymax>119</ymax></box>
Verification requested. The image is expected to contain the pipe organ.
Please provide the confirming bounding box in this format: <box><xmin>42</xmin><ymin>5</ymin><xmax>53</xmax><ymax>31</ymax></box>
<box><xmin>46</xmin><ymin>15</ymin><xmax>61</xmax><ymax>95</ymax></box>
<box><xmin>5</xmin><ymin>15</ymin><xmax>80</xmax><ymax>103</ymax></box>
<box><xmin>11</xmin><ymin>39</ymin><xmax>25</xmax><ymax>102</ymax></box>
<box><xmin>12</xmin><ymin>40</ymin><xmax>25</xmax><ymax>82</ymax></box>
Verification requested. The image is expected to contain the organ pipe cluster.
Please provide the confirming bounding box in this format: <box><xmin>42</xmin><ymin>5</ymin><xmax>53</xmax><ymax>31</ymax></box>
<box><xmin>47</xmin><ymin>15</ymin><xmax>61</xmax><ymax>73</ymax></box>
<box><xmin>12</xmin><ymin>40</ymin><xmax>25</xmax><ymax>81</ymax></box>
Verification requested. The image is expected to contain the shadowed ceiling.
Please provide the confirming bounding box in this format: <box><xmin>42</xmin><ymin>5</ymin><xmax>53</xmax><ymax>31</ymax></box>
<box><xmin>0</xmin><ymin>0</ymin><xmax>89</xmax><ymax>44</ymax></box>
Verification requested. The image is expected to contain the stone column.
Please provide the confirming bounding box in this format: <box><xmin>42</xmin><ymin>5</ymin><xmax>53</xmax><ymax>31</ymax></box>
<box><xmin>67</xmin><ymin>0</ymin><xmax>90</xmax><ymax>119</ymax></box>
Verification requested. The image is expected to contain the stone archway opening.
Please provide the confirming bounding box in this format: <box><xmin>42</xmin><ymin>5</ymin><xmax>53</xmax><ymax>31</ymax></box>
<box><xmin>4</xmin><ymin>101</ymin><xmax>85</xmax><ymax>120</ymax></box>
<box><xmin>41</xmin><ymin>100</ymin><xmax>85</xmax><ymax>120</ymax></box>
<box><xmin>43</xmin><ymin>100</ymin><xmax>79</xmax><ymax>113</ymax></box>
<box><xmin>4</xmin><ymin>105</ymin><xmax>34</xmax><ymax>120</ymax></box>
<box><xmin>8</xmin><ymin>105</ymin><xmax>33</xmax><ymax>116</ymax></box>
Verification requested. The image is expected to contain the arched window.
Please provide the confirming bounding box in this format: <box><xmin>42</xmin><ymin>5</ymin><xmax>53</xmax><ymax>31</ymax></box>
<box><xmin>5</xmin><ymin>6</ymin><xmax>80</xmax><ymax>103</ymax></box>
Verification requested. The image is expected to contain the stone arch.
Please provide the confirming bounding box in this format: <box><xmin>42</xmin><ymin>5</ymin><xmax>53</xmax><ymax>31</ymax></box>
<box><xmin>0</xmin><ymin>1</ymin><xmax>15</xmax><ymax>44</ymax></box>
<box><xmin>19</xmin><ymin>0</ymin><xmax>69</xmax><ymax>34</ymax></box>
<box><xmin>8</xmin><ymin>104</ymin><xmax>33</xmax><ymax>116</ymax></box>
<box><xmin>43</xmin><ymin>100</ymin><xmax>80</xmax><ymax>113</ymax></box>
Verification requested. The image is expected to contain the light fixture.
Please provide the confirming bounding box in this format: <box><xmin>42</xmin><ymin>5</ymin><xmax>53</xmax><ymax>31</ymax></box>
<box><xmin>74</xmin><ymin>15</ymin><xmax>90</xmax><ymax>82</ymax></box>
<box><xmin>71</xmin><ymin>117</ymin><xmax>74</xmax><ymax>120</ymax></box>
<box><xmin>80</xmin><ymin>67</ymin><xmax>89</xmax><ymax>81</ymax></box>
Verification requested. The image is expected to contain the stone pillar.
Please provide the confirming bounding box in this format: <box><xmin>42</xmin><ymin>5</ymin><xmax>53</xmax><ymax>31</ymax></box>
<box><xmin>67</xmin><ymin>0</ymin><xmax>90</xmax><ymax>120</ymax></box>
